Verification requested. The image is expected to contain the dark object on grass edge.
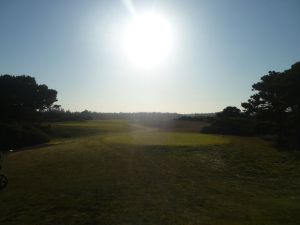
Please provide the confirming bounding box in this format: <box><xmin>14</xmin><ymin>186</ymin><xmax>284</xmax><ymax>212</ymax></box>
<box><xmin>0</xmin><ymin>174</ymin><xmax>8</xmax><ymax>190</ymax></box>
<box><xmin>0</xmin><ymin>152</ymin><xmax>8</xmax><ymax>190</ymax></box>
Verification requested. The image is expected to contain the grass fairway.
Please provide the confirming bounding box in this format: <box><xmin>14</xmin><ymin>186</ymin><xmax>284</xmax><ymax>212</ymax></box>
<box><xmin>1</xmin><ymin>120</ymin><xmax>300</xmax><ymax>225</ymax></box>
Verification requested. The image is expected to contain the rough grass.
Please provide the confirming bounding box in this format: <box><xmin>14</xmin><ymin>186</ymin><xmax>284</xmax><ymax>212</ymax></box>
<box><xmin>0</xmin><ymin>120</ymin><xmax>300</xmax><ymax>225</ymax></box>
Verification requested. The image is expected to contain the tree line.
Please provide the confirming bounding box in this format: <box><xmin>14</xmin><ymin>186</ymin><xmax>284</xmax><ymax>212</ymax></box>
<box><xmin>204</xmin><ymin>61</ymin><xmax>300</xmax><ymax>148</ymax></box>
<box><xmin>0</xmin><ymin>61</ymin><xmax>299</xmax><ymax>150</ymax></box>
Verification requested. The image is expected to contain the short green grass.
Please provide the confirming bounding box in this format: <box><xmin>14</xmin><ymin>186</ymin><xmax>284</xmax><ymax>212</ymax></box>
<box><xmin>0</xmin><ymin>120</ymin><xmax>300</xmax><ymax>225</ymax></box>
<box><xmin>48</xmin><ymin>120</ymin><xmax>131</xmax><ymax>138</ymax></box>
<box><xmin>102</xmin><ymin>131</ymin><xmax>230</xmax><ymax>146</ymax></box>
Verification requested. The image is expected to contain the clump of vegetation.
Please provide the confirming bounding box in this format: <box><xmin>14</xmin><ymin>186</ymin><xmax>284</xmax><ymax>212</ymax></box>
<box><xmin>242</xmin><ymin>62</ymin><xmax>300</xmax><ymax>147</ymax></box>
<box><xmin>203</xmin><ymin>61</ymin><xmax>300</xmax><ymax>148</ymax></box>
<box><xmin>0</xmin><ymin>122</ymin><xmax>50</xmax><ymax>150</ymax></box>
<box><xmin>0</xmin><ymin>75</ymin><xmax>57</xmax><ymax>151</ymax></box>
<box><xmin>203</xmin><ymin>106</ymin><xmax>275</xmax><ymax>136</ymax></box>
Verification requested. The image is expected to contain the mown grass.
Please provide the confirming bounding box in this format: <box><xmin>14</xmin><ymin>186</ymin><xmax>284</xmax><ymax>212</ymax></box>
<box><xmin>102</xmin><ymin>131</ymin><xmax>230</xmax><ymax>146</ymax></box>
<box><xmin>48</xmin><ymin>120</ymin><xmax>131</xmax><ymax>138</ymax></box>
<box><xmin>0</xmin><ymin>120</ymin><xmax>300</xmax><ymax>225</ymax></box>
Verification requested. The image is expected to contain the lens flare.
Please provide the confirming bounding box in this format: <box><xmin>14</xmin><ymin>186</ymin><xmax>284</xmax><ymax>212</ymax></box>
<box><xmin>123</xmin><ymin>12</ymin><xmax>173</xmax><ymax>69</ymax></box>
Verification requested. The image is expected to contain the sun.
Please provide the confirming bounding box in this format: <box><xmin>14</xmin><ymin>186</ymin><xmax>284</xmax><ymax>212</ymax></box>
<box><xmin>123</xmin><ymin>12</ymin><xmax>173</xmax><ymax>69</ymax></box>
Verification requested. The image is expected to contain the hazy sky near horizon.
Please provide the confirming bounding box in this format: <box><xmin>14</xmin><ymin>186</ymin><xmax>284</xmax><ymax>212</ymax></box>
<box><xmin>0</xmin><ymin>0</ymin><xmax>300</xmax><ymax>113</ymax></box>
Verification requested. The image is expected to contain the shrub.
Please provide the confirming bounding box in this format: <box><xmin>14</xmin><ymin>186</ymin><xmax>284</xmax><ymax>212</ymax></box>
<box><xmin>0</xmin><ymin>123</ymin><xmax>49</xmax><ymax>151</ymax></box>
<box><xmin>202</xmin><ymin>118</ymin><xmax>275</xmax><ymax>136</ymax></box>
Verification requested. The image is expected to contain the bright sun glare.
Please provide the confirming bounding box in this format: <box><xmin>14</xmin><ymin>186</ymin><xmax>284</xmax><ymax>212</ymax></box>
<box><xmin>123</xmin><ymin>12</ymin><xmax>173</xmax><ymax>69</ymax></box>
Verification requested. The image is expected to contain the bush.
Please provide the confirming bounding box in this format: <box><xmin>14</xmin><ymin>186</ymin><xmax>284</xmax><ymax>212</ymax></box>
<box><xmin>0</xmin><ymin>122</ymin><xmax>50</xmax><ymax>151</ymax></box>
<box><xmin>202</xmin><ymin>118</ymin><xmax>275</xmax><ymax>136</ymax></box>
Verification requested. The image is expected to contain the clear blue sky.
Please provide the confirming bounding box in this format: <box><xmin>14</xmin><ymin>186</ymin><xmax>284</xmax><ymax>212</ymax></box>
<box><xmin>1</xmin><ymin>0</ymin><xmax>299</xmax><ymax>113</ymax></box>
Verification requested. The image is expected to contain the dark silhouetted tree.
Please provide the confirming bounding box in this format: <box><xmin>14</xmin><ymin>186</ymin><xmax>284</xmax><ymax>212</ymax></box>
<box><xmin>217</xmin><ymin>106</ymin><xmax>242</xmax><ymax>118</ymax></box>
<box><xmin>0</xmin><ymin>75</ymin><xmax>57</xmax><ymax>122</ymax></box>
<box><xmin>242</xmin><ymin>62</ymin><xmax>300</xmax><ymax>146</ymax></box>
